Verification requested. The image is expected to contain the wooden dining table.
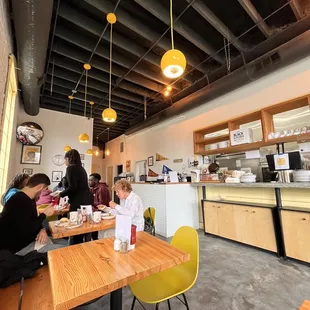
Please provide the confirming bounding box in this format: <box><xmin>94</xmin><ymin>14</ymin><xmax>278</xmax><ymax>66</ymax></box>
<box><xmin>48</xmin><ymin>232</ymin><xmax>190</xmax><ymax>310</ymax></box>
<box><xmin>48</xmin><ymin>218</ymin><xmax>115</xmax><ymax>239</ymax></box>
<box><xmin>300</xmin><ymin>300</ymin><xmax>310</xmax><ymax>310</ymax></box>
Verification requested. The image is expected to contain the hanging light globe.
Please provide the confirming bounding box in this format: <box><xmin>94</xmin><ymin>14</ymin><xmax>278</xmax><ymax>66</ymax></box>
<box><xmin>105</xmin><ymin>149</ymin><xmax>111</xmax><ymax>156</ymax></box>
<box><xmin>94</xmin><ymin>149</ymin><xmax>100</xmax><ymax>156</ymax></box>
<box><xmin>107</xmin><ymin>13</ymin><xmax>117</xmax><ymax>24</ymax></box>
<box><xmin>79</xmin><ymin>133</ymin><xmax>89</xmax><ymax>143</ymax></box>
<box><xmin>161</xmin><ymin>49</ymin><xmax>186</xmax><ymax>78</ymax></box>
<box><xmin>64</xmin><ymin>145</ymin><xmax>71</xmax><ymax>152</ymax></box>
<box><xmin>86</xmin><ymin>149</ymin><xmax>93</xmax><ymax>155</ymax></box>
<box><xmin>102</xmin><ymin>108</ymin><xmax>117</xmax><ymax>123</ymax></box>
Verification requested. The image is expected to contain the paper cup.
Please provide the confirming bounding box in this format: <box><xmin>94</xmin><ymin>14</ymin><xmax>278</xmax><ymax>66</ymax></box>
<box><xmin>70</xmin><ymin>211</ymin><xmax>78</xmax><ymax>223</ymax></box>
<box><xmin>93</xmin><ymin>211</ymin><xmax>101</xmax><ymax>223</ymax></box>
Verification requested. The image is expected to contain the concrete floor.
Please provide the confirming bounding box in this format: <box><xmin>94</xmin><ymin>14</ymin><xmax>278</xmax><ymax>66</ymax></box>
<box><xmin>77</xmin><ymin>231</ymin><xmax>310</xmax><ymax>310</ymax></box>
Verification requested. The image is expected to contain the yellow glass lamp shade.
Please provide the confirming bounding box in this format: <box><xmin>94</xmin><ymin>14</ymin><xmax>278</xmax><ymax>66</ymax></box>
<box><xmin>79</xmin><ymin>133</ymin><xmax>89</xmax><ymax>143</ymax></box>
<box><xmin>105</xmin><ymin>149</ymin><xmax>111</xmax><ymax>156</ymax></box>
<box><xmin>107</xmin><ymin>13</ymin><xmax>117</xmax><ymax>24</ymax></box>
<box><xmin>94</xmin><ymin>149</ymin><xmax>100</xmax><ymax>156</ymax></box>
<box><xmin>161</xmin><ymin>49</ymin><xmax>186</xmax><ymax>78</ymax></box>
<box><xmin>102</xmin><ymin>108</ymin><xmax>117</xmax><ymax>123</ymax></box>
<box><xmin>64</xmin><ymin>145</ymin><xmax>71</xmax><ymax>152</ymax></box>
<box><xmin>86</xmin><ymin>149</ymin><xmax>93</xmax><ymax>155</ymax></box>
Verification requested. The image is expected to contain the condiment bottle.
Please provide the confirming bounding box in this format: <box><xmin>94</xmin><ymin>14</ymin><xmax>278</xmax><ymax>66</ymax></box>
<box><xmin>130</xmin><ymin>225</ymin><xmax>137</xmax><ymax>250</ymax></box>
<box><xmin>114</xmin><ymin>238</ymin><xmax>121</xmax><ymax>251</ymax></box>
<box><xmin>119</xmin><ymin>238</ymin><xmax>128</xmax><ymax>253</ymax></box>
<box><xmin>82</xmin><ymin>207</ymin><xmax>87</xmax><ymax>222</ymax></box>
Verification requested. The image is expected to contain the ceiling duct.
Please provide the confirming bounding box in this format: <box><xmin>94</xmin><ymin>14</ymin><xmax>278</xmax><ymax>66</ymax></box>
<box><xmin>11</xmin><ymin>0</ymin><xmax>54</xmax><ymax>116</ymax></box>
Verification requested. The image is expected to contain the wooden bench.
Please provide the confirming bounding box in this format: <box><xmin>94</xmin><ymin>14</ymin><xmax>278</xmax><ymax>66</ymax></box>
<box><xmin>0</xmin><ymin>266</ymin><xmax>53</xmax><ymax>309</ymax></box>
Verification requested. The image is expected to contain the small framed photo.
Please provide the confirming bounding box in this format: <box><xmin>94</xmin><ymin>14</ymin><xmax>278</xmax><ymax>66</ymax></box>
<box><xmin>22</xmin><ymin>168</ymin><xmax>33</xmax><ymax>175</ymax></box>
<box><xmin>148</xmin><ymin>156</ymin><xmax>154</xmax><ymax>167</ymax></box>
<box><xmin>52</xmin><ymin>171</ymin><xmax>63</xmax><ymax>182</ymax></box>
<box><xmin>80</xmin><ymin>154</ymin><xmax>85</xmax><ymax>160</ymax></box>
<box><xmin>21</xmin><ymin>145</ymin><xmax>42</xmax><ymax>165</ymax></box>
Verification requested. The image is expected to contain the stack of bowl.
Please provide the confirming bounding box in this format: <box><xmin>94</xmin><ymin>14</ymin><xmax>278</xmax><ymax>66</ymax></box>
<box><xmin>293</xmin><ymin>170</ymin><xmax>310</xmax><ymax>182</ymax></box>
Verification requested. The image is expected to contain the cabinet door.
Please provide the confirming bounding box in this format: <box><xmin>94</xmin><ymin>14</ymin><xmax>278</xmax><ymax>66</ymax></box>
<box><xmin>204</xmin><ymin>202</ymin><xmax>219</xmax><ymax>235</ymax></box>
<box><xmin>217</xmin><ymin>203</ymin><xmax>236</xmax><ymax>240</ymax></box>
<box><xmin>282</xmin><ymin>210</ymin><xmax>310</xmax><ymax>262</ymax></box>
<box><xmin>233</xmin><ymin>205</ymin><xmax>255</xmax><ymax>245</ymax></box>
<box><xmin>251</xmin><ymin>207</ymin><xmax>277</xmax><ymax>252</ymax></box>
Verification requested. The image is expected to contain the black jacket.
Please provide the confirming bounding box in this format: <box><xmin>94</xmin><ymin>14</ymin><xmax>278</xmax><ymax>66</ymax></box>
<box><xmin>60</xmin><ymin>164</ymin><xmax>93</xmax><ymax>211</ymax></box>
<box><xmin>0</xmin><ymin>192</ymin><xmax>46</xmax><ymax>253</ymax></box>
<box><xmin>0</xmin><ymin>250</ymin><xmax>47</xmax><ymax>288</ymax></box>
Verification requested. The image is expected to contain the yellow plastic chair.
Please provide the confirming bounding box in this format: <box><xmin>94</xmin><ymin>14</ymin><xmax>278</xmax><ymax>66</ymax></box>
<box><xmin>144</xmin><ymin>207</ymin><xmax>156</xmax><ymax>236</ymax></box>
<box><xmin>130</xmin><ymin>226</ymin><xmax>199</xmax><ymax>310</ymax></box>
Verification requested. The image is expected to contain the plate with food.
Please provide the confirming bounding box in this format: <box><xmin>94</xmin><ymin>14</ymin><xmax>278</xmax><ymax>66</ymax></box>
<box><xmin>101</xmin><ymin>213</ymin><xmax>115</xmax><ymax>220</ymax></box>
<box><xmin>97</xmin><ymin>205</ymin><xmax>107</xmax><ymax>211</ymax></box>
<box><xmin>65</xmin><ymin>223</ymin><xmax>83</xmax><ymax>229</ymax></box>
<box><xmin>54</xmin><ymin>217</ymin><xmax>70</xmax><ymax>227</ymax></box>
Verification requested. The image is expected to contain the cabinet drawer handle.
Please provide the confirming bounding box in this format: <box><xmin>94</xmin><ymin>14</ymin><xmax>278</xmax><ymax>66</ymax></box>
<box><xmin>217</xmin><ymin>206</ymin><xmax>221</xmax><ymax>208</ymax></box>
<box><xmin>252</xmin><ymin>211</ymin><xmax>256</xmax><ymax>213</ymax></box>
<box><xmin>245</xmin><ymin>210</ymin><xmax>249</xmax><ymax>212</ymax></box>
<box><xmin>302</xmin><ymin>218</ymin><xmax>307</xmax><ymax>221</ymax></box>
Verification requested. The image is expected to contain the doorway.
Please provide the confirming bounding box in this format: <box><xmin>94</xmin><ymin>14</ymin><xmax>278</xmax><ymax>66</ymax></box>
<box><xmin>117</xmin><ymin>164</ymin><xmax>123</xmax><ymax>175</ymax></box>
<box><xmin>107</xmin><ymin>166</ymin><xmax>113</xmax><ymax>198</ymax></box>
<box><xmin>135</xmin><ymin>160</ymin><xmax>146</xmax><ymax>182</ymax></box>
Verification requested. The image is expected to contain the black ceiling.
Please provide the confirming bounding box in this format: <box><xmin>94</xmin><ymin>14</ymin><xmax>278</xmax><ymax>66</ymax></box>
<box><xmin>40</xmin><ymin>0</ymin><xmax>309</xmax><ymax>144</ymax></box>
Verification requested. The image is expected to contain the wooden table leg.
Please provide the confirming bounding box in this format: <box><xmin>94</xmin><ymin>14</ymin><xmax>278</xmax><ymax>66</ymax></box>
<box><xmin>110</xmin><ymin>288</ymin><xmax>122</xmax><ymax>310</ymax></box>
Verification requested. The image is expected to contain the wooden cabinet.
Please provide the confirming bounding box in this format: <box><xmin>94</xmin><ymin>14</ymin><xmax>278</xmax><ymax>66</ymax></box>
<box><xmin>217</xmin><ymin>204</ymin><xmax>236</xmax><ymax>240</ymax></box>
<box><xmin>282</xmin><ymin>210</ymin><xmax>310</xmax><ymax>263</ymax></box>
<box><xmin>203</xmin><ymin>201</ymin><xmax>277</xmax><ymax>253</ymax></box>
<box><xmin>204</xmin><ymin>202</ymin><xmax>218</xmax><ymax>235</ymax></box>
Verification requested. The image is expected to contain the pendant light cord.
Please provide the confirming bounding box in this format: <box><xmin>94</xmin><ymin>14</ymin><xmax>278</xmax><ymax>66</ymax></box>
<box><xmin>84</xmin><ymin>70</ymin><xmax>88</xmax><ymax>117</ymax></box>
<box><xmin>109</xmin><ymin>24</ymin><xmax>113</xmax><ymax>109</ymax></box>
<box><xmin>170</xmin><ymin>0</ymin><xmax>174</xmax><ymax>49</ymax></box>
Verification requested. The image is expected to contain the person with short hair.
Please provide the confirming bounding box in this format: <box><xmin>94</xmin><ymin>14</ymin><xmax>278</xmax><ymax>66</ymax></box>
<box><xmin>0</xmin><ymin>173</ymin><xmax>67</xmax><ymax>255</ymax></box>
<box><xmin>60</xmin><ymin>149</ymin><xmax>93</xmax><ymax>244</ymax></box>
<box><xmin>1</xmin><ymin>173</ymin><xmax>30</xmax><ymax>206</ymax></box>
<box><xmin>98</xmin><ymin>180</ymin><xmax>144</xmax><ymax>239</ymax></box>
<box><xmin>88</xmin><ymin>173</ymin><xmax>110</xmax><ymax>240</ymax></box>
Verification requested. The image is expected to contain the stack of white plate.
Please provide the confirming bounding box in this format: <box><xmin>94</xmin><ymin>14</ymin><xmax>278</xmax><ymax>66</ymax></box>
<box><xmin>293</xmin><ymin>170</ymin><xmax>310</xmax><ymax>182</ymax></box>
<box><xmin>240</xmin><ymin>174</ymin><xmax>256</xmax><ymax>183</ymax></box>
<box><xmin>225</xmin><ymin>177</ymin><xmax>240</xmax><ymax>183</ymax></box>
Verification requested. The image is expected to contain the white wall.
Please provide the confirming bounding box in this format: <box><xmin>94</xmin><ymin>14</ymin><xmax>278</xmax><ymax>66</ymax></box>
<box><xmin>15</xmin><ymin>108</ymin><xmax>93</xmax><ymax>187</ymax></box>
<box><xmin>102</xmin><ymin>55</ymin><xmax>310</xmax><ymax>181</ymax></box>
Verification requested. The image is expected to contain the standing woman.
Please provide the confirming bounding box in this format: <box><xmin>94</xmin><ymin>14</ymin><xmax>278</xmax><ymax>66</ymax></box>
<box><xmin>60</xmin><ymin>149</ymin><xmax>93</xmax><ymax>244</ymax></box>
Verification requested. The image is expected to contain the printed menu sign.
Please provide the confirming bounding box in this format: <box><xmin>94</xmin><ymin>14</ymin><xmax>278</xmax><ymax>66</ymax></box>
<box><xmin>274</xmin><ymin>154</ymin><xmax>290</xmax><ymax>170</ymax></box>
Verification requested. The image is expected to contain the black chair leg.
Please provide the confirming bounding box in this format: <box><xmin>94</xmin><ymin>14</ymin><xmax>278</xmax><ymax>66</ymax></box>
<box><xmin>131</xmin><ymin>296</ymin><xmax>136</xmax><ymax>310</ymax></box>
<box><xmin>167</xmin><ymin>299</ymin><xmax>171</xmax><ymax>310</ymax></box>
<box><xmin>155</xmin><ymin>303</ymin><xmax>160</xmax><ymax>310</ymax></box>
<box><xmin>183</xmin><ymin>294</ymin><xmax>189</xmax><ymax>310</ymax></box>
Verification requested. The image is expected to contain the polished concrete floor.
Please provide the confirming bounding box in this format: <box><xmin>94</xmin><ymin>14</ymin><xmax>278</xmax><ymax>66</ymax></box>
<box><xmin>77</xmin><ymin>231</ymin><xmax>310</xmax><ymax>310</ymax></box>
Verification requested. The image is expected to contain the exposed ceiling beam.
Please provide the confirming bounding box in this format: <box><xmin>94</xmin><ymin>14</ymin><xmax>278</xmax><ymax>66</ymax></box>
<box><xmin>85</xmin><ymin>0</ymin><xmax>224</xmax><ymax>68</ymax></box>
<box><xmin>237</xmin><ymin>0</ymin><xmax>272</xmax><ymax>38</ymax></box>
<box><xmin>134</xmin><ymin>0</ymin><xmax>225</xmax><ymax>65</ymax></box>
<box><xmin>51</xmin><ymin>54</ymin><xmax>154</xmax><ymax>101</ymax></box>
<box><xmin>54</xmin><ymin>27</ymin><xmax>180</xmax><ymax>89</ymax></box>
<box><xmin>184</xmin><ymin>0</ymin><xmax>248</xmax><ymax>52</ymax></box>
<box><xmin>53</xmin><ymin>39</ymin><xmax>165</xmax><ymax>93</ymax></box>
<box><xmin>58</xmin><ymin>3</ymin><xmax>164</xmax><ymax>76</ymax></box>
<box><xmin>47</xmin><ymin>67</ymin><xmax>144</xmax><ymax>104</ymax></box>
<box><xmin>44</xmin><ymin>83</ymin><xmax>142</xmax><ymax>116</ymax></box>
<box><xmin>290</xmin><ymin>0</ymin><xmax>304</xmax><ymax>20</ymax></box>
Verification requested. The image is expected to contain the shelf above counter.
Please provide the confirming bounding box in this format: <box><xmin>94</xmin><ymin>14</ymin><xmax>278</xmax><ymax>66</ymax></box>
<box><xmin>191</xmin><ymin>182</ymin><xmax>310</xmax><ymax>188</ymax></box>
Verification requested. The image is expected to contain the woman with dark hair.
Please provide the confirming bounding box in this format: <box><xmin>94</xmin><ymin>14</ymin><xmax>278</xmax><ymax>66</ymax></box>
<box><xmin>1</xmin><ymin>173</ymin><xmax>30</xmax><ymax>206</ymax></box>
<box><xmin>59</xmin><ymin>149</ymin><xmax>93</xmax><ymax>244</ymax></box>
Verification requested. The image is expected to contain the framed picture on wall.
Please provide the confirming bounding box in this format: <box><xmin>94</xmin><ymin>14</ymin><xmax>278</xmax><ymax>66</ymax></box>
<box><xmin>21</xmin><ymin>145</ymin><xmax>42</xmax><ymax>164</ymax></box>
<box><xmin>80</xmin><ymin>154</ymin><xmax>85</xmax><ymax>160</ymax></box>
<box><xmin>148</xmin><ymin>156</ymin><xmax>154</xmax><ymax>167</ymax></box>
<box><xmin>52</xmin><ymin>171</ymin><xmax>63</xmax><ymax>182</ymax></box>
<box><xmin>22</xmin><ymin>168</ymin><xmax>33</xmax><ymax>175</ymax></box>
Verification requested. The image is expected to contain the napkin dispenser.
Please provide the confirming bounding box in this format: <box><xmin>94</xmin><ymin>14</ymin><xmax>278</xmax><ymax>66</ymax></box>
<box><xmin>230</xmin><ymin>128</ymin><xmax>253</xmax><ymax>146</ymax></box>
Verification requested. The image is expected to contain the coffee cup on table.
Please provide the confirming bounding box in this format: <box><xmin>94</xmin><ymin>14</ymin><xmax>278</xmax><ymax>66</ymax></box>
<box><xmin>93</xmin><ymin>211</ymin><xmax>101</xmax><ymax>223</ymax></box>
<box><xmin>70</xmin><ymin>211</ymin><xmax>78</xmax><ymax>223</ymax></box>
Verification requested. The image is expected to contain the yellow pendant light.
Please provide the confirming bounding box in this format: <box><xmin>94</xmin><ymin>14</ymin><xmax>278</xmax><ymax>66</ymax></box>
<box><xmin>102</xmin><ymin>13</ymin><xmax>117</xmax><ymax>123</ymax></box>
<box><xmin>95</xmin><ymin>136</ymin><xmax>100</xmax><ymax>156</ymax></box>
<box><xmin>64</xmin><ymin>95</ymin><xmax>74</xmax><ymax>152</ymax></box>
<box><xmin>86</xmin><ymin>149</ymin><xmax>93</xmax><ymax>155</ymax></box>
<box><xmin>79</xmin><ymin>64</ymin><xmax>91</xmax><ymax>143</ymax></box>
<box><xmin>161</xmin><ymin>0</ymin><xmax>186</xmax><ymax>78</ymax></box>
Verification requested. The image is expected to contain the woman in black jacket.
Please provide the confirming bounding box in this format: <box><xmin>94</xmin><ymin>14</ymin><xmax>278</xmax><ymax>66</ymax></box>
<box><xmin>60</xmin><ymin>149</ymin><xmax>93</xmax><ymax>244</ymax></box>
